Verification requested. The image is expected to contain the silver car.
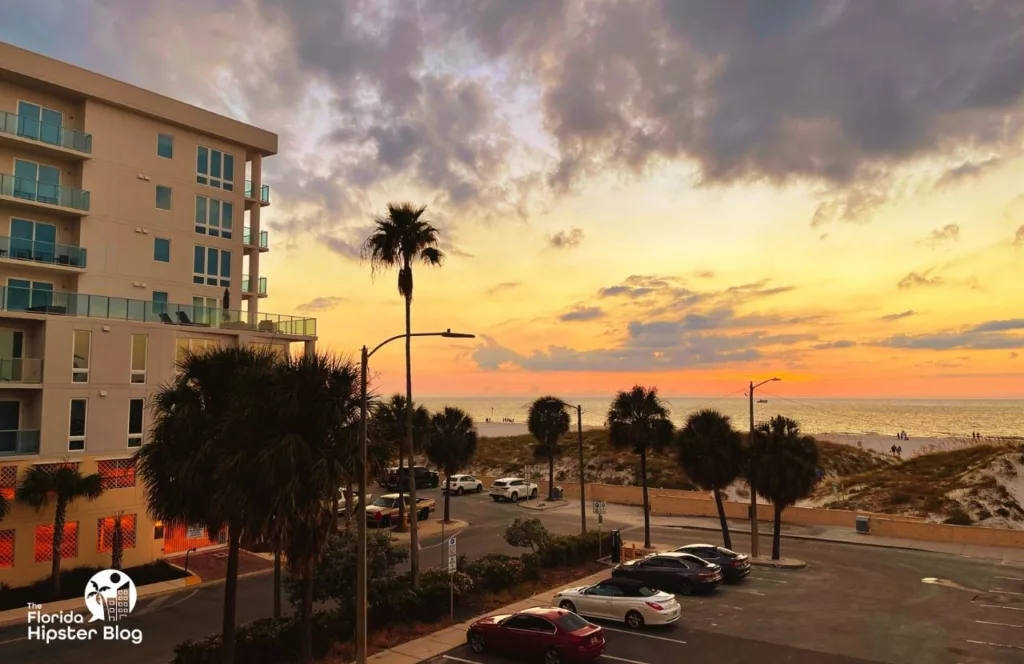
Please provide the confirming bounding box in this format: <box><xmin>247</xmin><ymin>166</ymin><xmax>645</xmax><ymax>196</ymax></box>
<box><xmin>553</xmin><ymin>578</ymin><xmax>681</xmax><ymax>629</ymax></box>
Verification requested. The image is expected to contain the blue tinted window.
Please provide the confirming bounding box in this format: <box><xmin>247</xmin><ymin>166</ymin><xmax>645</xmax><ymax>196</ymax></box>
<box><xmin>197</xmin><ymin>146</ymin><xmax>208</xmax><ymax>175</ymax></box>
<box><xmin>223</xmin><ymin>154</ymin><xmax>234</xmax><ymax>181</ymax></box>
<box><xmin>154</xmin><ymin>238</ymin><xmax>170</xmax><ymax>262</ymax></box>
<box><xmin>156</xmin><ymin>185</ymin><xmax>172</xmax><ymax>210</ymax></box>
<box><xmin>157</xmin><ymin>134</ymin><xmax>174</xmax><ymax>158</ymax></box>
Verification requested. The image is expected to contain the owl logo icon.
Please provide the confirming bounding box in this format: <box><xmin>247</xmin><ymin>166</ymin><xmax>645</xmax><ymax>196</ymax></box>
<box><xmin>84</xmin><ymin>569</ymin><xmax>137</xmax><ymax>623</ymax></box>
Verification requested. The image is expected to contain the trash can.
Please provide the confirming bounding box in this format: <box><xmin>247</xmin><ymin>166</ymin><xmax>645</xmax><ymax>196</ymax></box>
<box><xmin>554</xmin><ymin>486</ymin><xmax>563</xmax><ymax>500</ymax></box>
<box><xmin>855</xmin><ymin>515</ymin><xmax>870</xmax><ymax>533</ymax></box>
<box><xmin>610</xmin><ymin>529</ymin><xmax>621</xmax><ymax>563</ymax></box>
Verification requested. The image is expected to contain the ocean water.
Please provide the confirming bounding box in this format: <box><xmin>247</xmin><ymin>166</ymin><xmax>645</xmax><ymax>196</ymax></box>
<box><xmin>418</xmin><ymin>397</ymin><xmax>1024</xmax><ymax>439</ymax></box>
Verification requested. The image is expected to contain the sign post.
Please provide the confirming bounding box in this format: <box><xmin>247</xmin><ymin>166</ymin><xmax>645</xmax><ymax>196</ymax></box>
<box><xmin>447</xmin><ymin>536</ymin><xmax>457</xmax><ymax>621</ymax></box>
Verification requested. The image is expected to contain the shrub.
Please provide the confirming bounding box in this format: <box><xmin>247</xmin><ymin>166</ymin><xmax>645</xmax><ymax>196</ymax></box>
<box><xmin>0</xmin><ymin>561</ymin><xmax>188</xmax><ymax>611</ymax></box>
<box><xmin>369</xmin><ymin>570</ymin><xmax>474</xmax><ymax>626</ymax></box>
<box><xmin>520</xmin><ymin>552</ymin><xmax>542</xmax><ymax>581</ymax></box>
<box><xmin>995</xmin><ymin>507</ymin><xmax>1011</xmax><ymax>518</ymax></box>
<box><xmin>286</xmin><ymin>531</ymin><xmax>407</xmax><ymax>609</ymax></box>
<box><xmin>504</xmin><ymin>517</ymin><xmax>550</xmax><ymax>552</ymax></box>
<box><xmin>463</xmin><ymin>554</ymin><xmax>524</xmax><ymax>592</ymax></box>
<box><xmin>172</xmin><ymin>610</ymin><xmax>342</xmax><ymax>664</ymax></box>
<box><xmin>943</xmin><ymin>506</ymin><xmax>973</xmax><ymax>526</ymax></box>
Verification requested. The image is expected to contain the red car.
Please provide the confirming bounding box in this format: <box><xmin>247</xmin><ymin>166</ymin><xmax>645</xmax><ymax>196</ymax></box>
<box><xmin>467</xmin><ymin>606</ymin><xmax>605</xmax><ymax>664</ymax></box>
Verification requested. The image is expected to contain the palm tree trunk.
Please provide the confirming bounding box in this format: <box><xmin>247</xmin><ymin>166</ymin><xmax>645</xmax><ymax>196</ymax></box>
<box><xmin>713</xmin><ymin>488</ymin><xmax>732</xmax><ymax>550</ymax></box>
<box><xmin>273</xmin><ymin>547</ymin><xmax>282</xmax><ymax>619</ymax></box>
<box><xmin>772</xmin><ymin>503</ymin><xmax>783</xmax><ymax>560</ymax></box>
<box><xmin>221</xmin><ymin>524</ymin><xmax>242</xmax><ymax>664</ymax></box>
<box><xmin>548</xmin><ymin>456</ymin><xmax>555</xmax><ymax>501</ymax></box>
<box><xmin>444</xmin><ymin>479</ymin><xmax>451</xmax><ymax>523</ymax></box>
<box><xmin>344</xmin><ymin>480</ymin><xmax>353</xmax><ymax>531</ymax></box>
<box><xmin>396</xmin><ymin>448</ymin><xmax>405</xmax><ymax>529</ymax></box>
<box><xmin>299</xmin><ymin>567</ymin><xmax>315</xmax><ymax>663</ymax></box>
<box><xmin>405</xmin><ymin>290</ymin><xmax>420</xmax><ymax>588</ymax></box>
<box><xmin>639</xmin><ymin>450</ymin><xmax>651</xmax><ymax>549</ymax></box>
<box><xmin>50</xmin><ymin>499</ymin><xmax>67</xmax><ymax>597</ymax></box>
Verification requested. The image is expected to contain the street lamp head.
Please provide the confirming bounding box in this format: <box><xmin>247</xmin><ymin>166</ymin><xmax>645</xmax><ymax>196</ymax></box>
<box><xmin>441</xmin><ymin>329</ymin><xmax>475</xmax><ymax>339</ymax></box>
<box><xmin>771</xmin><ymin>377</ymin><xmax>781</xmax><ymax>382</ymax></box>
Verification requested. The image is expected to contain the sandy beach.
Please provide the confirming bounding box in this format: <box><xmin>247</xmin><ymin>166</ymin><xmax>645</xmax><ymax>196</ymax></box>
<box><xmin>476</xmin><ymin>422</ymin><xmax>605</xmax><ymax>438</ymax></box>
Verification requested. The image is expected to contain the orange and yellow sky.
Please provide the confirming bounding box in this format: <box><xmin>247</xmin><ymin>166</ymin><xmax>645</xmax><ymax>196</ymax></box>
<box><xmin>5</xmin><ymin>1</ymin><xmax>1023</xmax><ymax>398</ymax></box>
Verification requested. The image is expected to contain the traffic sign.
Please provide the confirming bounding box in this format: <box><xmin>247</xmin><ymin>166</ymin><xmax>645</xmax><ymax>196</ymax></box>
<box><xmin>448</xmin><ymin>536</ymin><xmax>457</xmax><ymax>556</ymax></box>
<box><xmin>592</xmin><ymin>501</ymin><xmax>606</xmax><ymax>514</ymax></box>
<box><xmin>447</xmin><ymin>555</ymin><xmax>457</xmax><ymax>573</ymax></box>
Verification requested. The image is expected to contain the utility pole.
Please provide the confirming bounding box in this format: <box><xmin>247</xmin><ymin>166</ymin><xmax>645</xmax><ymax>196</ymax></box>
<box><xmin>355</xmin><ymin>346</ymin><xmax>368</xmax><ymax>664</ymax></box>
<box><xmin>748</xmin><ymin>377</ymin><xmax>780</xmax><ymax>560</ymax></box>
<box><xmin>578</xmin><ymin>404</ymin><xmax>586</xmax><ymax>533</ymax></box>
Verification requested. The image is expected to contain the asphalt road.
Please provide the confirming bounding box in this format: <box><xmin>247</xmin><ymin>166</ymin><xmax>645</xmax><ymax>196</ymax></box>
<box><xmin>2</xmin><ymin>487</ymin><xmax>1023</xmax><ymax>663</ymax></box>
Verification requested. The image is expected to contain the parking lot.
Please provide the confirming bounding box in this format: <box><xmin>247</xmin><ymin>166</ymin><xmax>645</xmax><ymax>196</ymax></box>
<box><xmin>415</xmin><ymin>515</ymin><xmax>1024</xmax><ymax>664</ymax></box>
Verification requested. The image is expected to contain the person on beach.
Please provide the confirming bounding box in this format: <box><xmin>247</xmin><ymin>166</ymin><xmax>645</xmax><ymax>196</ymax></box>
<box><xmin>896</xmin><ymin>445</ymin><xmax>902</xmax><ymax>458</ymax></box>
<box><xmin>891</xmin><ymin>444</ymin><xmax>898</xmax><ymax>456</ymax></box>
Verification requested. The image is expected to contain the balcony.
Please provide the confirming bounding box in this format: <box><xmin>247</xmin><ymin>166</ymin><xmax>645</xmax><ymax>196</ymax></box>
<box><xmin>0</xmin><ymin>236</ymin><xmax>86</xmax><ymax>271</ymax></box>
<box><xmin>0</xmin><ymin>110</ymin><xmax>92</xmax><ymax>159</ymax></box>
<box><xmin>242</xmin><ymin>275</ymin><xmax>268</xmax><ymax>297</ymax></box>
<box><xmin>244</xmin><ymin>180</ymin><xmax>271</xmax><ymax>206</ymax></box>
<box><xmin>0</xmin><ymin>357</ymin><xmax>43</xmax><ymax>385</ymax></box>
<box><xmin>243</xmin><ymin>228</ymin><xmax>269</xmax><ymax>252</ymax></box>
<box><xmin>0</xmin><ymin>429</ymin><xmax>40</xmax><ymax>457</ymax></box>
<box><xmin>0</xmin><ymin>173</ymin><xmax>90</xmax><ymax>216</ymax></box>
<box><xmin>0</xmin><ymin>286</ymin><xmax>316</xmax><ymax>338</ymax></box>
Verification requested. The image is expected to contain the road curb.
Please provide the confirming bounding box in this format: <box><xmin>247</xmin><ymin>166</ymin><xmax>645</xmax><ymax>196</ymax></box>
<box><xmin>749</xmin><ymin>556</ymin><xmax>806</xmax><ymax>569</ymax></box>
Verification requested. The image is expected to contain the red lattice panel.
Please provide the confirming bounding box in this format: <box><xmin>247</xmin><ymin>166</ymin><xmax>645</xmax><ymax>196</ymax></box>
<box><xmin>0</xmin><ymin>529</ymin><xmax>14</xmax><ymax>568</ymax></box>
<box><xmin>0</xmin><ymin>465</ymin><xmax>15</xmax><ymax>501</ymax></box>
<box><xmin>97</xmin><ymin>459</ymin><xmax>136</xmax><ymax>490</ymax></box>
<box><xmin>97</xmin><ymin>514</ymin><xmax>137</xmax><ymax>552</ymax></box>
<box><xmin>34</xmin><ymin>522</ymin><xmax>79</xmax><ymax>562</ymax></box>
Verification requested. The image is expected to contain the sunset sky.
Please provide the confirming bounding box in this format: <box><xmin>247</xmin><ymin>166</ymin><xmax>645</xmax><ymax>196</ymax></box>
<box><xmin>5</xmin><ymin>1</ymin><xmax>1024</xmax><ymax>398</ymax></box>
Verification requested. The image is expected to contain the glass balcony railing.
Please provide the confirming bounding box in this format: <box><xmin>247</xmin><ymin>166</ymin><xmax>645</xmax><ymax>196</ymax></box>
<box><xmin>0</xmin><ymin>429</ymin><xmax>41</xmax><ymax>456</ymax></box>
<box><xmin>0</xmin><ymin>357</ymin><xmax>43</xmax><ymax>384</ymax></box>
<box><xmin>0</xmin><ymin>236</ymin><xmax>86</xmax><ymax>268</ymax></box>
<box><xmin>242</xmin><ymin>275</ymin><xmax>268</xmax><ymax>296</ymax></box>
<box><xmin>0</xmin><ymin>110</ymin><xmax>92</xmax><ymax>154</ymax></box>
<box><xmin>0</xmin><ymin>173</ymin><xmax>90</xmax><ymax>211</ymax></box>
<box><xmin>244</xmin><ymin>180</ymin><xmax>270</xmax><ymax>204</ymax></box>
<box><xmin>0</xmin><ymin>286</ymin><xmax>316</xmax><ymax>337</ymax></box>
<box><xmin>243</xmin><ymin>228</ymin><xmax>269</xmax><ymax>249</ymax></box>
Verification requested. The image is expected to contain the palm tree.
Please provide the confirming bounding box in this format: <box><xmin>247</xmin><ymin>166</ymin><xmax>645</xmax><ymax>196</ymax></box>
<box><xmin>675</xmin><ymin>409</ymin><xmax>743</xmax><ymax>549</ymax></box>
<box><xmin>426</xmin><ymin>407</ymin><xmax>479</xmax><ymax>523</ymax></box>
<box><xmin>110</xmin><ymin>511</ymin><xmax>126</xmax><ymax>570</ymax></box>
<box><xmin>527</xmin><ymin>396</ymin><xmax>571</xmax><ymax>501</ymax></box>
<box><xmin>362</xmin><ymin>202</ymin><xmax>445</xmax><ymax>587</ymax></box>
<box><xmin>606</xmin><ymin>386</ymin><xmax>675</xmax><ymax>549</ymax></box>
<box><xmin>369</xmin><ymin>394</ymin><xmax>431</xmax><ymax>528</ymax></box>
<box><xmin>16</xmin><ymin>463</ymin><xmax>103</xmax><ymax>596</ymax></box>
<box><xmin>0</xmin><ymin>491</ymin><xmax>9</xmax><ymax>521</ymax></box>
<box><xmin>136</xmin><ymin>345</ymin><xmax>280</xmax><ymax>664</ymax></box>
<box><xmin>248</xmin><ymin>351</ymin><xmax>361</xmax><ymax>663</ymax></box>
<box><xmin>747</xmin><ymin>415</ymin><xmax>820</xmax><ymax>560</ymax></box>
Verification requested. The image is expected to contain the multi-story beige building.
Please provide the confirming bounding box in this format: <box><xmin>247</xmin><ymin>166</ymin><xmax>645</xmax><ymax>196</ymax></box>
<box><xmin>0</xmin><ymin>42</ymin><xmax>316</xmax><ymax>587</ymax></box>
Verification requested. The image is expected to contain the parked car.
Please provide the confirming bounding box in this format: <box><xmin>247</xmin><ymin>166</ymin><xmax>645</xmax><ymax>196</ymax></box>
<box><xmin>467</xmin><ymin>607</ymin><xmax>605</xmax><ymax>663</ymax></box>
<box><xmin>365</xmin><ymin>493</ymin><xmax>435</xmax><ymax>528</ymax></box>
<box><xmin>444</xmin><ymin>474</ymin><xmax>484</xmax><ymax>495</ymax></box>
<box><xmin>382</xmin><ymin>465</ymin><xmax>440</xmax><ymax>490</ymax></box>
<box><xmin>611</xmin><ymin>552</ymin><xmax>723</xmax><ymax>595</ymax></box>
<box><xmin>336</xmin><ymin>488</ymin><xmax>369</xmax><ymax>516</ymax></box>
<box><xmin>489</xmin><ymin>477</ymin><xmax>539</xmax><ymax>502</ymax></box>
<box><xmin>673</xmin><ymin>544</ymin><xmax>751</xmax><ymax>582</ymax></box>
<box><xmin>553</xmin><ymin>577</ymin><xmax>680</xmax><ymax>628</ymax></box>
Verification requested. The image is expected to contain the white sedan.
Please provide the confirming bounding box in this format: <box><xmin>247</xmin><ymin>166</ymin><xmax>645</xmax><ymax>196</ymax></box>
<box><xmin>444</xmin><ymin>474</ymin><xmax>484</xmax><ymax>495</ymax></box>
<box><xmin>553</xmin><ymin>578</ymin><xmax>680</xmax><ymax>629</ymax></box>
<box><xmin>489</xmin><ymin>477</ymin><xmax>539</xmax><ymax>502</ymax></box>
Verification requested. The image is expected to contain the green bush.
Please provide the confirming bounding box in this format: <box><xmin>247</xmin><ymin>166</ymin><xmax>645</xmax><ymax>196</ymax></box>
<box><xmin>463</xmin><ymin>554</ymin><xmax>524</xmax><ymax>592</ymax></box>
<box><xmin>369</xmin><ymin>570</ymin><xmax>474</xmax><ymax>626</ymax></box>
<box><xmin>172</xmin><ymin>610</ymin><xmax>342</xmax><ymax>664</ymax></box>
<box><xmin>943</xmin><ymin>506</ymin><xmax>973</xmax><ymax>526</ymax></box>
<box><xmin>0</xmin><ymin>561</ymin><xmax>188</xmax><ymax>611</ymax></box>
<box><xmin>520</xmin><ymin>553</ymin><xmax>542</xmax><ymax>581</ymax></box>
<box><xmin>286</xmin><ymin>531</ymin><xmax>408</xmax><ymax>609</ymax></box>
<box><xmin>504</xmin><ymin>517</ymin><xmax>550</xmax><ymax>552</ymax></box>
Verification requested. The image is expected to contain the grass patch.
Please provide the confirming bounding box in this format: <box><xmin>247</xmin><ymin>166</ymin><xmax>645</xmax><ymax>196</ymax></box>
<box><xmin>0</xmin><ymin>561</ymin><xmax>189</xmax><ymax>611</ymax></box>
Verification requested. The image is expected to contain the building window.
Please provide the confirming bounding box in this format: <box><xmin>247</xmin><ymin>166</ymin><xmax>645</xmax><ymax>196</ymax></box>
<box><xmin>7</xmin><ymin>278</ymin><xmax>53</xmax><ymax>311</ymax></box>
<box><xmin>157</xmin><ymin>133</ymin><xmax>174</xmax><ymax>159</ymax></box>
<box><xmin>175</xmin><ymin>338</ymin><xmax>219</xmax><ymax>365</ymax></box>
<box><xmin>13</xmin><ymin>159</ymin><xmax>60</xmax><ymax>203</ymax></box>
<box><xmin>153</xmin><ymin>237</ymin><xmax>170</xmax><ymax>263</ymax></box>
<box><xmin>72</xmin><ymin>330</ymin><xmax>90</xmax><ymax>383</ymax></box>
<box><xmin>0</xmin><ymin>465</ymin><xmax>15</xmax><ymax>501</ymax></box>
<box><xmin>131</xmin><ymin>335</ymin><xmax>147</xmax><ymax>384</ymax></box>
<box><xmin>156</xmin><ymin>185</ymin><xmax>172</xmax><ymax>210</ymax></box>
<box><xmin>196</xmin><ymin>146</ymin><xmax>234</xmax><ymax>191</ymax></box>
<box><xmin>194</xmin><ymin>195</ymin><xmax>233</xmax><ymax>239</ymax></box>
<box><xmin>34</xmin><ymin>522</ymin><xmax>78</xmax><ymax>562</ymax></box>
<box><xmin>152</xmin><ymin>291</ymin><xmax>168</xmax><ymax>316</ymax></box>
<box><xmin>248</xmin><ymin>341</ymin><xmax>289</xmax><ymax>359</ymax></box>
<box><xmin>0</xmin><ymin>528</ymin><xmax>13</xmax><ymax>568</ymax></box>
<box><xmin>16</xmin><ymin>100</ymin><xmax>63</xmax><ymax>146</ymax></box>
<box><xmin>128</xmin><ymin>398</ymin><xmax>144</xmax><ymax>448</ymax></box>
<box><xmin>98</xmin><ymin>459</ymin><xmax>136</xmax><ymax>490</ymax></box>
<box><xmin>10</xmin><ymin>218</ymin><xmax>58</xmax><ymax>263</ymax></box>
<box><xmin>193</xmin><ymin>246</ymin><xmax>231</xmax><ymax>287</ymax></box>
<box><xmin>192</xmin><ymin>296</ymin><xmax>220</xmax><ymax>325</ymax></box>
<box><xmin>69</xmin><ymin>398</ymin><xmax>87</xmax><ymax>451</ymax></box>
<box><xmin>97</xmin><ymin>514</ymin><xmax>137</xmax><ymax>553</ymax></box>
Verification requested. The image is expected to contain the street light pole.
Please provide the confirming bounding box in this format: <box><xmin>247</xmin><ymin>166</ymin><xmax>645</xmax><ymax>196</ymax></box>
<box><xmin>747</xmin><ymin>377</ymin><xmax>780</xmax><ymax>559</ymax></box>
<box><xmin>577</xmin><ymin>404</ymin><xmax>586</xmax><ymax>533</ymax></box>
<box><xmin>355</xmin><ymin>330</ymin><xmax>474</xmax><ymax>664</ymax></box>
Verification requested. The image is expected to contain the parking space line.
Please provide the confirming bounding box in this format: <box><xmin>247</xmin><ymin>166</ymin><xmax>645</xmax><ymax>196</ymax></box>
<box><xmin>979</xmin><ymin>604</ymin><xmax>1024</xmax><ymax>611</ymax></box>
<box><xmin>976</xmin><ymin>620</ymin><xmax>1024</xmax><ymax>629</ymax></box>
<box><xmin>728</xmin><ymin>588</ymin><xmax>766</xmax><ymax>596</ymax></box>
<box><xmin>966</xmin><ymin>639</ymin><xmax>1024</xmax><ymax>651</ymax></box>
<box><xmin>995</xmin><ymin>576</ymin><xmax>1024</xmax><ymax>582</ymax></box>
<box><xmin>990</xmin><ymin>588</ymin><xmax>1024</xmax><ymax>596</ymax></box>
<box><xmin>751</xmin><ymin>577</ymin><xmax>787</xmax><ymax>584</ymax></box>
<box><xmin>602</xmin><ymin>656</ymin><xmax>649</xmax><ymax>664</ymax></box>
<box><xmin>602</xmin><ymin>626</ymin><xmax>686</xmax><ymax>644</ymax></box>
<box><xmin>442</xmin><ymin>656</ymin><xmax>485</xmax><ymax>664</ymax></box>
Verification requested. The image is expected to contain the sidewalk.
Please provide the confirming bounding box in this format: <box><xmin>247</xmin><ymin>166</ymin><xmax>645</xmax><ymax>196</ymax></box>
<box><xmin>576</xmin><ymin>500</ymin><xmax>1024</xmax><ymax>565</ymax></box>
<box><xmin>365</xmin><ymin>569</ymin><xmax>611</xmax><ymax>664</ymax></box>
